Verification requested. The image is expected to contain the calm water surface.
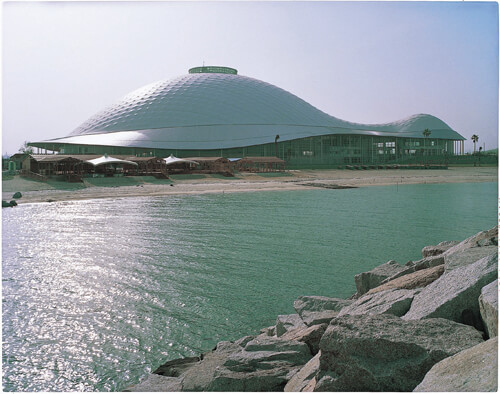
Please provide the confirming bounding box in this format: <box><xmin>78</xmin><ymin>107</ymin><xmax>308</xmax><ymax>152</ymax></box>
<box><xmin>2</xmin><ymin>182</ymin><xmax>497</xmax><ymax>391</ymax></box>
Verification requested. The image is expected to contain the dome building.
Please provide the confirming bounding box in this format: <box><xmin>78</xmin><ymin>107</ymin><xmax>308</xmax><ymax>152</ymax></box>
<box><xmin>30</xmin><ymin>66</ymin><xmax>465</xmax><ymax>168</ymax></box>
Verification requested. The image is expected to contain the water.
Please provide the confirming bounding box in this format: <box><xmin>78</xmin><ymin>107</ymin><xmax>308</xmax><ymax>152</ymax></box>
<box><xmin>2</xmin><ymin>182</ymin><xmax>497</xmax><ymax>391</ymax></box>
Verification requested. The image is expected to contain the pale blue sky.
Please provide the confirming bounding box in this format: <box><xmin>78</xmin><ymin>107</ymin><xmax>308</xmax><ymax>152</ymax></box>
<box><xmin>3</xmin><ymin>1</ymin><xmax>498</xmax><ymax>155</ymax></box>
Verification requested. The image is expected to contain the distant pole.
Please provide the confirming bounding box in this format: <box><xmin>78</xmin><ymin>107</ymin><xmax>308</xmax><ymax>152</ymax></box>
<box><xmin>274</xmin><ymin>134</ymin><xmax>280</xmax><ymax>158</ymax></box>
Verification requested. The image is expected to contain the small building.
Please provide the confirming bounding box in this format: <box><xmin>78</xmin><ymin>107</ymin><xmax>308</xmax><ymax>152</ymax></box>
<box><xmin>9</xmin><ymin>153</ymin><xmax>31</xmax><ymax>170</ymax></box>
<box><xmin>235</xmin><ymin>156</ymin><xmax>285</xmax><ymax>172</ymax></box>
<box><xmin>185</xmin><ymin>157</ymin><xmax>232</xmax><ymax>174</ymax></box>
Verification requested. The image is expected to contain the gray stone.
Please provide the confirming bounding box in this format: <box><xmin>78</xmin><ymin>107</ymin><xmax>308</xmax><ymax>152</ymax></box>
<box><xmin>316</xmin><ymin>314</ymin><xmax>484</xmax><ymax>392</ymax></box>
<box><xmin>337</xmin><ymin>288</ymin><xmax>419</xmax><ymax>317</ymax></box>
<box><xmin>403</xmin><ymin>253</ymin><xmax>497</xmax><ymax>326</ymax></box>
<box><xmin>153</xmin><ymin>355</ymin><xmax>201</xmax><ymax>377</ymax></box>
<box><xmin>281</xmin><ymin>324</ymin><xmax>327</xmax><ymax>355</ymax></box>
<box><xmin>445</xmin><ymin>245</ymin><xmax>498</xmax><ymax>271</ymax></box>
<box><xmin>421</xmin><ymin>240</ymin><xmax>459</xmax><ymax>257</ymax></box>
<box><xmin>298</xmin><ymin>310</ymin><xmax>339</xmax><ymax>326</ymax></box>
<box><xmin>125</xmin><ymin>374</ymin><xmax>182</xmax><ymax>392</ymax></box>
<box><xmin>201</xmin><ymin>337</ymin><xmax>312</xmax><ymax>391</ymax></box>
<box><xmin>414</xmin><ymin>337</ymin><xmax>498</xmax><ymax>392</ymax></box>
<box><xmin>293</xmin><ymin>296</ymin><xmax>352</xmax><ymax>326</ymax></box>
<box><xmin>276</xmin><ymin>314</ymin><xmax>306</xmax><ymax>337</ymax></box>
<box><xmin>354</xmin><ymin>260</ymin><xmax>405</xmax><ymax>296</ymax></box>
<box><xmin>234</xmin><ymin>335</ymin><xmax>256</xmax><ymax>348</ymax></box>
<box><xmin>284</xmin><ymin>351</ymin><xmax>321</xmax><ymax>392</ymax></box>
<box><xmin>443</xmin><ymin>226</ymin><xmax>498</xmax><ymax>258</ymax></box>
<box><xmin>380</xmin><ymin>255</ymin><xmax>444</xmax><ymax>285</ymax></box>
<box><xmin>180</xmin><ymin>341</ymin><xmax>241</xmax><ymax>391</ymax></box>
<box><xmin>368</xmin><ymin>265</ymin><xmax>444</xmax><ymax>295</ymax></box>
<box><xmin>260</xmin><ymin>325</ymin><xmax>276</xmax><ymax>337</ymax></box>
<box><xmin>480</xmin><ymin>281</ymin><xmax>498</xmax><ymax>338</ymax></box>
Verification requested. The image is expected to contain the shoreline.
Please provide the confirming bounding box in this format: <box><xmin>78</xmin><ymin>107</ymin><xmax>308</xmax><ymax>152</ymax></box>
<box><xmin>2</xmin><ymin>167</ymin><xmax>497</xmax><ymax>204</ymax></box>
<box><xmin>127</xmin><ymin>226</ymin><xmax>498</xmax><ymax>392</ymax></box>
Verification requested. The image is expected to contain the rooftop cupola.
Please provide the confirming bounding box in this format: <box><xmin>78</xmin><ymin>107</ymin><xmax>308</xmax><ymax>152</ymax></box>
<box><xmin>188</xmin><ymin>66</ymin><xmax>238</xmax><ymax>75</ymax></box>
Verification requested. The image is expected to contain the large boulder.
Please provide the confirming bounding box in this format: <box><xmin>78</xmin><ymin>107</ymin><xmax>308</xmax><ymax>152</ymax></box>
<box><xmin>402</xmin><ymin>253</ymin><xmax>497</xmax><ymax>326</ymax></box>
<box><xmin>281</xmin><ymin>324</ymin><xmax>327</xmax><ymax>355</ymax></box>
<box><xmin>445</xmin><ymin>245</ymin><xmax>498</xmax><ymax>271</ymax></box>
<box><xmin>276</xmin><ymin>314</ymin><xmax>306</xmax><ymax>337</ymax></box>
<box><xmin>181</xmin><ymin>336</ymin><xmax>312</xmax><ymax>391</ymax></box>
<box><xmin>180</xmin><ymin>341</ymin><xmax>242</xmax><ymax>391</ymax></box>
<box><xmin>293</xmin><ymin>296</ymin><xmax>352</xmax><ymax>326</ymax></box>
<box><xmin>125</xmin><ymin>375</ymin><xmax>182</xmax><ymax>392</ymax></box>
<box><xmin>337</xmin><ymin>288</ymin><xmax>419</xmax><ymax>317</ymax></box>
<box><xmin>354</xmin><ymin>260</ymin><xmax>405</xmax><ymax>296</ymax></box>
<box><xmin>153</xmin><ymin>356</ymin><xmax>202</xmax><ymax>377</ymax></box>
<box><xmin>421</xmin><ymin>240</ymin><xmax>459</xmax><ymax>257</ymax></box>
<box><xmin>367</xmin><ymin>265</ymin><xmax>444</xmax><ymax>295</ymax></box>
<box><xmin>479</xmin><ymin>281</ymin><xmax>498</xmax><ymax>338</ymax></box>
<box><xmin>414</xmin><ymin>337</ymin><xmax>498</xmax><ymax>392</ymax></box>
<box><xmin>442</xmin><ymin>226</ymin><xmax>498</xmax><ymax>258</ymax></box>
<box><xmin>316</xmin><ymin>314</ymin><xmax>484</xmax><ymax>392</ymax></box>
<box><xmin>284</xmin><ymin>351</ymin><xmax>321</xmax><ymax>392</ymax></box>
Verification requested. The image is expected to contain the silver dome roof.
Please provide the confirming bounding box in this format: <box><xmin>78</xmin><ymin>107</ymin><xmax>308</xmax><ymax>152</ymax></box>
<box><xmin>40</xmin><ymin>67</ymin><xmax>465</xmax><ymax>150</ymax></box>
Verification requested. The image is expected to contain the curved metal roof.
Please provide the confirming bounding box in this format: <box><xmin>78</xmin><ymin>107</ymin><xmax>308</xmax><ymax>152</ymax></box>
<box><xmin>37</xmin><ymin>67</ymin><xmax>465</xmax><ymax>150</ymax></box>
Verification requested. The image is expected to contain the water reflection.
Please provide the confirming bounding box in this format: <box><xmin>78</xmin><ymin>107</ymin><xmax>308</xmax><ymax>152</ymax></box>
<box><xmin>2</xmin><ymin>183</ymin><xmax>497</xmax><ymax>391</ymax></box>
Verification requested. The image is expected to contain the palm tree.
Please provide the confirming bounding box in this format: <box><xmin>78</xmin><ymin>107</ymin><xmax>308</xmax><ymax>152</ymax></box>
<box><xmin>471</xmin><ymin>134</ymin><xmax>479</xmax><ymax>153</ymax></box>
<box><xmin>422</xmin><ymin>129</ymin><xmax>431</xmax><ymax>164</ymax></box>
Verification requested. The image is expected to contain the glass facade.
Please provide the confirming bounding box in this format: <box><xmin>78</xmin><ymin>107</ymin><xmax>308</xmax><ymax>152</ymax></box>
<box><xmin>39</xmin><ymin>134</ymin><xmax>457</xmax><ymax>169</ymax></box>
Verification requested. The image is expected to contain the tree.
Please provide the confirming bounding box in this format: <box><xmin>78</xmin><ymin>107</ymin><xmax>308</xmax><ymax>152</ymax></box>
<box><xmin>471</xmin><ymin>134</ymin><xmax>479</xmax><ymax>153</ymax></box>
<box><xmin>19</xmin><ymin>141</ymin><xmax>34</xmax><ymax>155</ymax></box>
<box><xmin>422</xmin><ymin>129</ymin><xmax>431</xmax><ymax>163</ymax></box>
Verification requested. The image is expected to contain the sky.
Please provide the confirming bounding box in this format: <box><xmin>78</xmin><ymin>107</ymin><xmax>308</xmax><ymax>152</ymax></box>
<box><xmin>2</xmin><ymin>1</ymin><xmax>499</xmax><ymax>155</ymax></box>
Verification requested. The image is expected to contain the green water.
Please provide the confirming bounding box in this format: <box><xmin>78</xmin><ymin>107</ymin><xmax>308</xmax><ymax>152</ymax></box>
<box><xmin>2</xmin><ymin>182</ymin><xmax>497</xmax><ymax>391</ymax></box>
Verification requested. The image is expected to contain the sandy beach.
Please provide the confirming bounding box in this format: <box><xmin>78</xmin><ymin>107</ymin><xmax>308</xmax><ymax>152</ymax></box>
<box><xmin>2</xmin><ymin>166</ymin><xmax>497</xmax><ymax>204</ymax></box>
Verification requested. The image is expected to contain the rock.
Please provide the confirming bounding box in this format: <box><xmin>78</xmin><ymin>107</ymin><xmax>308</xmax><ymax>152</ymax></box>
<box><xmin>12</xmin><ymin>191</ymin><xmax>22</xmax><ymax>199</ymax></box>
<box><xmin>402</xmin><ymin>253</ymin><xmax>497</xmax><ymax>326</ymax></box>
<box><xmin>298</xmin><ymin>310</ymin><xmax>339</xmax><ymax>327</ymax></box>
<box><xmin>281</xmin><ymin>324</ymin><xmax>327</xmax><ymax>355</ymax></box>
<box><xmin>206</xmin><ymin>337</ymin><xmax>312</xmax><ymax>391</ymax></box>
<box><xmin>293</xmin><ymin>296</ymin><xmax>352</xmax><ymax>326</ymax></box>
<box><xmin>368</xmin><ymin>265</ymin><xmax>444</xmax><ymax>295</ymax></box>
<box><xmin>180</xmin><ymin>341</ymin><xmax>242</xmax><ymax>391</ymax></box>
<box><xmin>445</xmin><ymin>245</ymin><xmax>498</xmax><ymax>271</ymax></box>
<box><xmin>337</xmin><ymin>288</ymin><xmax>419</xmax><ymax>317</ymax></box>
<box><xmin>443</xmin><ymin>226</ymin><xmax>498</xmax><ymax>257</ymax></box>
<box><xmin>414</xmin><ymin>337</ymin><xmax>498</xmax><ymax>392</ymax></box>
<box><xmin>181</xmin><ymin>336</ymin><xmax>312</xmax><ymax>391</ymax></box>
<box><xmin>378</xmin><ymin>256</ymin><xmax>444</xmax><ymax>286</ymax></box>
<box><xmin>316</xmin><ymin>314</ymin><xmax>484</xmax><ymax>392</ymax></box>
<box><xmin>276</xmin><ymin>314</ymin><xmax>306</xmax><ymax>337</ymax></box>
<box><xmin>354</xmin><ymin>260</ymin><xmax>405</xmax><ymax>296</ymax></box>
<box><xmin>284</xmin><ymin>351</ymin><xmax>321</xmax><ymax>392</ymax></box>
<box><xmin>479</xmin><ymin>281</ymin><xmax>498</xmax><ymax>338</ymax></box>
<box><xmin>125</xmin><ymin>374</ymin><xmax>182</xmax><ymax>392</ymax></box>
<box><xmin>234</xmin><ymin>335</ymin><xmax>256</xmax><ymax>348</ymax></box>
<box><xmin>421</xmin><ymin>240</ymin><xmax>459</xmax><ymax>257</ymax></box>
<box><xmin>260</xmin><ymin>326</ymin><xmax>276</xmax><ymax>337</ymax></box>
<box><xmin>8</xmin><ymin>200</ymin><xmax>17</xmax><ymax>207</ymax></box>
<box><xmin>414</xmin><ymin>255</ymin><xmax>445</xmax><ymax>270</ymax></box>
<box><xmin>153</xmin><ymin>356</ymin><xmax>201</xmax><ymax>377</ymax></box>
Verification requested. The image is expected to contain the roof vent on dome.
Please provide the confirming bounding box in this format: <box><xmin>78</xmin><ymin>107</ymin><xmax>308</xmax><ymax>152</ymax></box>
<box><xmin>188</xmin><ymin>66</ymin><xmax>238</xmax><ymax>75</ymax></box>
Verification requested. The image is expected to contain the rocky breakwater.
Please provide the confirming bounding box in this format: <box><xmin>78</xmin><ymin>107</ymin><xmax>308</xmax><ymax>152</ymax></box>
<box><xmin>127</xmin><ymin>226</ymin><xmax>498</xmax><ymax>392</ymax></box>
